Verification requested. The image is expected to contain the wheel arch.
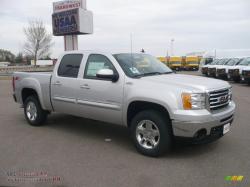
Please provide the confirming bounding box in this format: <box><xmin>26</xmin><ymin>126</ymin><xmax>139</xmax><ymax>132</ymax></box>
<box><xmin>126</xmin><ymin>101</ymin><xmax>172</xmax><ymax>128</ymax></box>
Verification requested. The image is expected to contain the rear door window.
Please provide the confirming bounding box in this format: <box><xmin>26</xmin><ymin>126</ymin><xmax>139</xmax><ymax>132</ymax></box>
<box><xmin>58</xmin><ymin>54</ymin><xmax>83</xmax><ymax>78</ymax></box>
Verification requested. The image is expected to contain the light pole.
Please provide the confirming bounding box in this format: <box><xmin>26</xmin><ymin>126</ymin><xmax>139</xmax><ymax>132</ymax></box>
<box><xmin>170</xmin><ymin>38</ymin><xmax>175</xmax><ymax>56</ymax></box>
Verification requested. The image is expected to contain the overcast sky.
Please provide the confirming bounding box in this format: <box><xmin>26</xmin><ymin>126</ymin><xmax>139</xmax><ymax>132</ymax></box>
<box><xmin>0</xmin><ymin>0</ymin><xmax>249</xmax><ymax>58</ymax></box>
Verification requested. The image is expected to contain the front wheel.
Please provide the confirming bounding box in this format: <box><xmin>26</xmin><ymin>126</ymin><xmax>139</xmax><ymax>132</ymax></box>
<box><xmin>130</xmin><ymin>110</ymin><xmax>172</xmax><ymax>157</ymax></box>
<box><xmin>24</xmin><ymin>96</ymin><xmax>47</xmax><ymax>126</ymax></box>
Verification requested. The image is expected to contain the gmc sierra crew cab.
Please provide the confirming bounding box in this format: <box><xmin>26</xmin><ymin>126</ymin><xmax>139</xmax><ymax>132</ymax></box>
<box><xmin>12</xmin><ymin>51</ymin><xmax>236</xmax><ymax>157</ymax></box>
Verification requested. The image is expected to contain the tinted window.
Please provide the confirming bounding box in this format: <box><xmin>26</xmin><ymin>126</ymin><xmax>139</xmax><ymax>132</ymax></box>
<box><xmin>84</xmin><ymin>54</ymin><xmax>116</xmax><ymax>79</ymax></box>
<box><xmin>57</xmin><ymin>54</ymin><xmax>83</xmax><ymax>78</ymax></box>
<box><xmin>226</xmin><ymin>58</ymin><xmax>241</xmax><ymax>66</ymax></box>
<box><xmin>238</xmin><ymin>57</ymin><xmax>250</xmax><ymax>66</ymax></box>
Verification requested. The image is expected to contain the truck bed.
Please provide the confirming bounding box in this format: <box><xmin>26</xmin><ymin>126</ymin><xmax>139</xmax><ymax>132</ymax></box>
<box><xmin>13</xmin><ymin>71</ymin><xmax>53</xmax><ymax>111</ymax></box>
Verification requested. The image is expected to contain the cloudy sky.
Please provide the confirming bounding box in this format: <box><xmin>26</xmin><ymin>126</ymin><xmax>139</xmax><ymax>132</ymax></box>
<box><xmin>0</xmin><ymin>0</ymin><xmax>249</xmax><ymax>58</ymax></box>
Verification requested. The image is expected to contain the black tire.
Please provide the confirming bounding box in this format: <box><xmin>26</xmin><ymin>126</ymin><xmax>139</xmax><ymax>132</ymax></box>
<box><xmin>24</xmin><ymin>95</ymin><xmax>47</xmax><ymax>126</ymax></box>
<box><xmin>130</xmin><ymin>110</ymin><xmax>172</xmax><ymax>157</ymax></box>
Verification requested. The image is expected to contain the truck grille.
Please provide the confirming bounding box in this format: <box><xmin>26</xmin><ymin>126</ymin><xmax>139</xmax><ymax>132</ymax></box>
<box><xmin>217</xmin><ymin>68</ymin><xmax>225</xmax><ymax>74</ymax></box>
<box><xmin>209</xmin><ymin>88</ymin><xmax>230</xmax><ymax>110</ymax></box>
<box><xmin>242</xmin><ymin>70</ymin><xmax>250</xmax><ymax>76</ymax></box>
<box><xmin>228</xmin><ymin>69</ymin><xmax>234</xmax><ymax>75</ymax></box>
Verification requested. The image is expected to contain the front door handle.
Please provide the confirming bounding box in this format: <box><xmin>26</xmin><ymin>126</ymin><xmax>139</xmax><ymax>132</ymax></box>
<box><xmin>80</xmin><ymin>84</ymin><xmax>90</xmax><ymax>89</ymax></box>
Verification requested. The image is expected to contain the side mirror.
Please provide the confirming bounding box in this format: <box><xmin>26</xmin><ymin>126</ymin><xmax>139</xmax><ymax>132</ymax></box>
<box><xmin>96</xmin><ymin>69</ymin><xmax>119</xmax><ymax>82</ymax></box>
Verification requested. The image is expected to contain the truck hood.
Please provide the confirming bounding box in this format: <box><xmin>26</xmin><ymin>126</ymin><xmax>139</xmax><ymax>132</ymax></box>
<box><xmin>243</xmin><ymin>67</ymin><xmax>250</xmax><ymax>71</ymax></box>
<box><xmin>208</xmin><ymin>65</ymin><xmax>221</xmax><ymax>68</ymax></box>
<box><xmin>139</xmin><ymin>74</ymin><xmax>230</xmax><ymax>92</ymax></box>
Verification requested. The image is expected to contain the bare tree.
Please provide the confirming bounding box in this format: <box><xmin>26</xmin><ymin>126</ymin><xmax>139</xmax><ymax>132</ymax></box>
<box><xmin>23</xmin><ymin>20</ymin><xmax>53</xmax><ymax>66</ymax></box>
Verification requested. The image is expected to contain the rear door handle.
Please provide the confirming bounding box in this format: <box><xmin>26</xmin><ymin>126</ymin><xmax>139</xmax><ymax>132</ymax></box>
<box><xmin>53</xmin><ymin>81</ymin><xmax>62</xmax><ymax>86</ymax></box>
<box><xmin>80</xmin><ymin>84</ymin><xmax>90</xmax><ymax>89</ymax></box>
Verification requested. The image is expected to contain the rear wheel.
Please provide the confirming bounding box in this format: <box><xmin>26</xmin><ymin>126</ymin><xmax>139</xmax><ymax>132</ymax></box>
<box><xmin>130</xmin><ymin>110</ymin><xmax>172</xmax><ymax>157</ymax></box>
<box><xmin>24</xmin><ymin>96</ymin><xmax>47</xmax><ymax>126</ymax></box>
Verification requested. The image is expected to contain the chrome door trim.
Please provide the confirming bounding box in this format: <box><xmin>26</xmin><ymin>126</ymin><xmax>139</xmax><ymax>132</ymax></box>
<box><xmin>77</xmin><ymin>99</ymin><xmax>121</xmax><ymax>111</ymax></box>
<box><xmin>53</xmin><ymin>96</ymin><xmax>76</xmax><ymax>104</ymax></box>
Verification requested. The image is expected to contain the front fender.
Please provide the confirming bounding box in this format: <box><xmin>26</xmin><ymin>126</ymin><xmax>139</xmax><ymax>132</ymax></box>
<box><xmin>123</xmin><ymin>89</ymin><xmax>179</xmax><ymax>126</ymax></box>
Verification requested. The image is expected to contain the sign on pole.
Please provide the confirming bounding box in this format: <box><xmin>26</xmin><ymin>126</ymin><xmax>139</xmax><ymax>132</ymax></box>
<box><xmin>52</xmin><ymin>8</ymin><xmax>93</xmax><ymax>36</ymax></box>
<box><xmin>53</xmin><ymin>0</ymin><xmax>85</xmax><ymax>13</ymax></box>
<box><xmin>52</xmin><ymin>0</ymin><xmax>92</xmax><ymax>51</ymax></box>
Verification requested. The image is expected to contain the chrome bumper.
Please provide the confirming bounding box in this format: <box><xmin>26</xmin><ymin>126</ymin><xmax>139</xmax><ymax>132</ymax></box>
<box><xmin>172</xmin><ymin>101</ymin><xmax>236</xmax><ymax>137</ymax></box>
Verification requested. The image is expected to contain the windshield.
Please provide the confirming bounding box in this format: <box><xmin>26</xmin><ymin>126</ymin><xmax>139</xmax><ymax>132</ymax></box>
<box><xmin>217</xmin><ymin>59</ymin><xmax>229</xmax><ymax>65</ymax></box>
<box><xmin>226</xmin><ymin>58</ymin><xmax>242</xmax><ymax>66</ymax></box>
<box><xmin>238</xmin><ymin>57</ymin><xmax>250</xmax><ymax>66</ymax></box>
<box><xmin>210</xmin><ymin>59</ymin><xmax>219</xmax><ymax>65</ymax></box>
<box><xmin>113</xmin><ymin>53</ymin><xmax>173</xmax><ymax>78</ymax></box>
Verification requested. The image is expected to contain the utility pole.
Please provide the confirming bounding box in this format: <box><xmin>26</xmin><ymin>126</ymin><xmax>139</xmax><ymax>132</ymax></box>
<box><xmin>64</xmin><ymin>0</ymin><xmax>86</xmax><ymax>51</ymax></box>
<box><xmin>170</xmin><ymin>38</ymin><xmax>175</xmax><ymax>56</ymax></box>
<box><xmin>130</xmin><ymin>33</ymin><xmax>133</xmax><ymax>54</ymax></box>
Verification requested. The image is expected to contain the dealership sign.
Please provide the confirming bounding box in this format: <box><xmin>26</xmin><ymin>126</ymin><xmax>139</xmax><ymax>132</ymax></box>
<box><xmin>52</xmin><ymin>9</ymin><xmax>79</xmax><ymax>35</ymax></box>
<box><xmin>53</xmin><ymin>0</ymin><xmax>84</xmax><ymax>13</ymax></box>
<box><xmin>52</xmin><ymin>8</ymin><xmax>93</xmax><ymax>36</ymax></box>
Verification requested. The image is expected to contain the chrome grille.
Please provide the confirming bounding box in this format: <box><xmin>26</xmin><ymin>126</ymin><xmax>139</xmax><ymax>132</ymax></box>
<box><xmin>209</xmin><ymin>88</ymin><xmax>230</xmax><ymax>110</ymax></box>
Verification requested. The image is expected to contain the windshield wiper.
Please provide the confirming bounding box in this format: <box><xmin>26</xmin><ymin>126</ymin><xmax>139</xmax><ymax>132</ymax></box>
<box><xmin>133</xmin><ymin>71</ymin><xmax>172</xmax><ymax>78</ymax></box>
<box><xmin>160</xmin><ymin>72</ymin><xmax>173</xmax><ymax>75</ymax></box>
<box><xmin>133</xmin><ymin>72</ymin><xmax>161</xmax><ymax>77</ymax></box>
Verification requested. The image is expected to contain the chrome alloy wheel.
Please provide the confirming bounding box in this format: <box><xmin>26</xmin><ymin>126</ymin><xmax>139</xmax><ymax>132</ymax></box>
<box><xmin>136</xmin><ymin>120</ymin><xmax>160</xmax><ymax>149</ymax></box>
<box><xmin>26</xmin><ymin>101</ymin><xmax>37</xmax><ymax>121</ymax></box>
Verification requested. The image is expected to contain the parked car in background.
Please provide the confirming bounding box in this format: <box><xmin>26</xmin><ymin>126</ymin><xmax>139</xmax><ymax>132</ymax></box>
<box><xmin>228</xmin><ymin>57</ymin><xmax>250</xmax><ymax>82</ymax></box>
<box><xmin>201</xmin><ymin>59</ymin><xmax>218</xmax><ymax>75</ymax></box>
<box><xmin>208</xmin><ymin>59</ymin><xmax>230</xmax><ymax>77</ymax></box>
<box><xmin>216</xmin><ymin>58</ymin><xmax>242</xmax><ymax>79</ymax></box>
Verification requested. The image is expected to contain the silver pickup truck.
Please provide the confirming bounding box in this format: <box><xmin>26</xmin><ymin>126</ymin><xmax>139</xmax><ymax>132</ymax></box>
<box><xmin>12</xmin><ymin>51</ymin><xmax>235</xmax><ymax>157</ymax></box>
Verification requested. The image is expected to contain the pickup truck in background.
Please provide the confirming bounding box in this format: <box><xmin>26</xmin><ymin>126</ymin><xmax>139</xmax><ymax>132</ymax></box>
<box><xmin>215</xmin><ymin>58</ymin><xmax>242</xmax><ymax>79</ymax></box>
<box><xmin>207</xmin><ymin>59</ymin><xmax>230</xmax><ymax>77</ymax></box>
<box><xmin>12</xmin><ymin>51</ymin><xmax>235</xmax><ymax>157</ymax></box>
<box><xmin>201</xmin><ymin>59</ymin><xmax>218</xmax><ymax>75</ymax></box>
<box><xmin>228</xmin><ymin>57</ymin><xmax>250</xmax><ymax>82</ymax></box>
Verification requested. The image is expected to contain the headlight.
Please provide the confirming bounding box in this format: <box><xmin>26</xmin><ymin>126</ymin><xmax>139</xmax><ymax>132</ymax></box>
<box><xmin>228</xmin><ymin>87</ymin><xmax>232</xmax><ymax>101</ymax></box>
<box><xmin>182</xmin><ymin>93</ymin><xmax>206</xmax><ymax>110</ymax></box>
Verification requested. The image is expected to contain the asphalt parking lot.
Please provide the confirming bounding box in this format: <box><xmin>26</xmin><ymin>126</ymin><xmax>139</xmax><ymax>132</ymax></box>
<box><xmin>0</xmin><ymin>72</ymin><xmax>249</xmax><ymax>187</ymax></box>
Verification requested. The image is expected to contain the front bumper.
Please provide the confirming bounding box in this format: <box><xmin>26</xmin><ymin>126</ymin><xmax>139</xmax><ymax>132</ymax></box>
<box><xmin>174</xmin><ymin>125</ymin><xmax>227</xmax><ymax>144</ymax></box>
<box><xmin>172</xmin><ymin>101</ymin><xmax>235</xmax><ymax>138</ymax></box>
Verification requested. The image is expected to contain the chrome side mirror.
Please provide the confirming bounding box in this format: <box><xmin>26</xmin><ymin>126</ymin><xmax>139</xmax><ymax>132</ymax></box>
<box><xmin>96</xmin><ymin>69</ymin><xmax>119</xmax><ymax>82</ymax></box>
